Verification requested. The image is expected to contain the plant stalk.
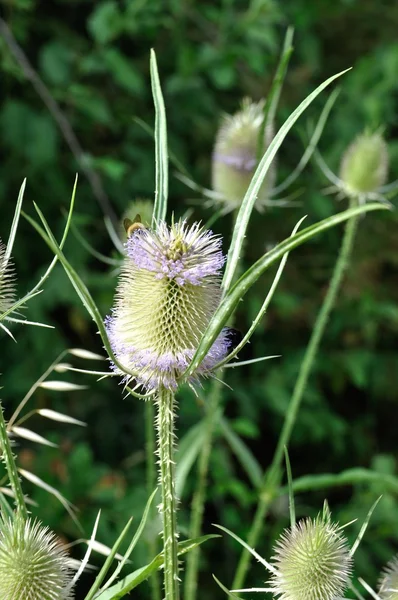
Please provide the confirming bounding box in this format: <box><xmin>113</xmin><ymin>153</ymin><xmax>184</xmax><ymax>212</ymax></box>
<box><xmin>146</xmin><ymin>400</ymin><xmax>161</xmax><ymax>600</ymax></box>
<box><xmin>156</xmin><ymin>388</ymin><xmax>180</xmax><ymax>600</ymax></box>
<box><xmin>0</xmin><ymin>401</ymin><xmax>28</xmax><ymax>519</ymax></box>
<box><xmin>233</xmin><ymin>202</ymin><xmax>359</xmax><ymax>589</ymax></box>
<box><xmin>184</xmin><ymin>380</ymin><xmax>223</xmax><ymax>600</ymax></box>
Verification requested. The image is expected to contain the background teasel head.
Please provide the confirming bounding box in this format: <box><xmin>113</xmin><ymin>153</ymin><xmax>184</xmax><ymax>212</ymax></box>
<box><xmin>339</xmin><ymin>130</ymin><xmax>389</xmax><ymax>199</ymax></box>
<box><xmin>268</xmin><ymin>505</ymin><xmax>353</xmax><ymax>600</ymax></box>
<box><xmin>0</xmin><ymin>514</ymin><xmax>74</xmax><ymax>600</ymax></box>
<box><xmin>0</xmin><ymin>238</ymin><xmax>16</xmax><ymax>317</ymax></box>
<box><xmin>212</xmin><ymin>98</ymin><xmax>275</xmax><ymax>211</ymax></box>
<box><xmin>318</xmin><ymin>129</ymin><xmax>393</xmax><ymax>205</ymax></box>
<box><xmin>105</xmin><ymin>219</ymin><xmax>231</xmax><ymax>391</ymax></box>
<box><xmin>378</xmin><ymin>555</ymin><xmax>398</xmax><ymax>600</ymax></box>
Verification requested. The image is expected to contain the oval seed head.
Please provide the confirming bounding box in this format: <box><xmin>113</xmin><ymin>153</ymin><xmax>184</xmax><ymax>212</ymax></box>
<box><xmin>212</xmin><ymin>98</ymin><xmax>275</xmax><ymax>210</ymax></box>
<box><xmin>339</xmin><ymin>131</ymin><xmax>389</xmax><ymax>197</ymax></box>
<box><xmin>379</xmin><ymin>555</ymin><xmax>398</xmax><ymax>600</ymax></box>
<box><xmin>106</xmin><ymin>220</ymin><xmax>231</xmax><ymax>391</ymax></box>
<box><xmin>0</xmin><ymin>515</ymin><xmax>74</xmax><ymax>600</ymax></box>
<box><xmin>0</xmin><ymin>238</ymin><xmax>16</xmax><ymax>316</ymax></box>
<box><xmin>269</xmin><ymin>510</ymin><xmax>353</xmax><ymax>600</ymax></box>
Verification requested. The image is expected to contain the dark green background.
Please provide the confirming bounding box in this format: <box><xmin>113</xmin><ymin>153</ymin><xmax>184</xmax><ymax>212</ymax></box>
<box><xmin>1</xmin><ymin>0</ymin><xmax>398</xmax><ymax>597</ymax></box>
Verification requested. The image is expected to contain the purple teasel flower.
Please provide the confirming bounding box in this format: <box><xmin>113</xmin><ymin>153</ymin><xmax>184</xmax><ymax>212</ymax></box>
<box><xmin>105</xmin><ymin>220</ymin><xmax>232</xmax><ymax>391</ymax></box>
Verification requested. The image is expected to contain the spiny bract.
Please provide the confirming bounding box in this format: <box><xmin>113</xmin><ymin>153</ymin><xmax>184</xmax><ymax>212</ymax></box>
<box><xmin>0</xmin><ymin>238</ymin><xmax>16</xmax><ymax>316</ymax></box>
<box><xmin>379</xmin><ymin>555</ymin><xmax>398</xmax><ymax>600</ymax></box>
<box><xmin>268</xmin><ymin>509</ymin><xmax>353</xmax><ymax>600</ymax></box>
<box><xmin>106</xmin><ymin>219</ymin><xmax>231</xmax><ymax>391</ymax></box>
<box><xmin>0</xmin><ymin>515</ymin><xmax>74</xmax><ymax>600</ymax></box>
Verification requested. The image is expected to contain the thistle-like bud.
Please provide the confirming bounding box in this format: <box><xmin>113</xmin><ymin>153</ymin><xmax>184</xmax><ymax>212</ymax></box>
<box><xmin>0</xmin><ymin>238</ymin><xmax>16</xmax><ymax>316</ymax></box>
<box><xmin>339</xmin><ymin>131</ymin><xmax>389</xmax><ymax>197</ymax></box>
<box><xmin>269</xmin><ymin>507</ymin><xmax>353</xmax><ymax>600</ymax></box>
<box><xmin>212</xmin><ymin>98</ymin><xmax>275</xmax><ymax>210</ymax></box>
<box><xmin>0</xmin><ymin>515</ymin><xmax>73</xmax><ymax>599</ymax></box>
<box><xmin>379</xmin><ymin>555</ymin><xmax>398</xmax><ymax>600</ymax></box>
<box><xmin>106</xmin><ymin>220</ymin><xmax>231</xmax><ymax>391</ymax></box>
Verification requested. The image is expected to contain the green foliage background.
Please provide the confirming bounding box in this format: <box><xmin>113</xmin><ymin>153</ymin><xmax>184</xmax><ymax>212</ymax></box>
<box><xmin>1</xmin><ymin>0</ymin><xmax>398</xmax><ymax>597</ymax></box>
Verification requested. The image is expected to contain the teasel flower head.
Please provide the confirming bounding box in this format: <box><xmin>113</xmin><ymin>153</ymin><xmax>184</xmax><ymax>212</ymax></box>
<box><xmin>212</xmin><ymin>98</ymin><xmax>275</xmax><ymax>211</ymax></box>
<box><xmin>339</xmin><ymin>130</ymin><xmax>389</xmax><ymax>198</ymax></box>
<box><xmin>0</xmin><ymin>238</ymin><xmax>16</xmax><ymax>317</ymax></box>
<box><xmin>379</xmin><ymin>555</ymin><xmax>398</xmax><ymax>600</ymax></box>
<box><xmin>268</xmin><ymin>506</ymin><xmax>353</xmax><ymax>600</ymax></box>
<box><xmin>0</xmin><ymin>514</ymin><xmax>74</xmax><ymax>599</ymax></box>
<box><xmin>105</xmin><ymin>219</ymin><xmax>231</xmax><ymax>391</ymax></box>
<box><xmin>319</xmin><ymin>129</ymin><xmax>394</xmax><ymax>206</ymax></box>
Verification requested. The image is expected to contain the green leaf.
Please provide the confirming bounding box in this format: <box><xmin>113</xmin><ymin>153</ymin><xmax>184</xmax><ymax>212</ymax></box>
<box><xmin>213</xmin><ymin>575</ymin><xmax>246</xmax><ymax>600</ymax></box>
<box><xmin>150</xmin><ymin>49</ymin><xmax>168</xmax><ymax>226</ymax></box>
<box><xmin>88</xmin><ymin>1</ymin><xmax>123</xmax><ymax>45</ymax></box>
<box><xmin>183</xmin><ymin>201</ymin><xmax>389</xmax><ymax>380</ymax></box>
<box><xmin>176</xmin><ymin>421</ymin><xmax>207</xmax><ymax>498</ymax></box>
<box><xmin>93</xmin><ymin>535</ymin><xmax>220</xmax><ymax>600</ymax></box>
<box><xmin>85</xmin><ymin>489</ymin><xmax>158</xmax><ymax>600</ymax></box>
<box><xmin>222</xmin><ymin>67</ymin><xmax>351</xmax><ymax>294</ymax></box>
<box><xmin>281</xmin><ymin>467</ymin><xmax>398</xmax><ymax>495</ymax></box>
<box><xmin>219</xmin><ymin>417</ymin><xmax>262</xmax><ymax>489</ymax></box>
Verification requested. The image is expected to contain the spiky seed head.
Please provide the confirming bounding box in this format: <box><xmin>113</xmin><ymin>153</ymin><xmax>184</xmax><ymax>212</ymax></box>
<box><xmin>0</xmin><ymin>515</ymin><xmax>74</xmax><ymax>600</ymax></box>
<box><xmin>269</xmin><ymin>509</ymin><xmax>353</xmax><ymax>600</ymax></box>
<box><xmin>106</xmin><ymin>220</ymin><xmax>231</xmax><ymax>391</ymax></box>
<box><xmin>339</xmin><ymin>131</ymin><xmax>389</xmax><ymax>196</ymax></box>
<box><xmin>212</xmin><ymin>98</ymin><xmax>275</xmax><ymax>210</ymax></box>
<box><xmin>0</xmin><ymin>238</ymin><xmax>16</xmax><ymax>316</ymax></box>
<box><xmin>379</xmin><ymin>555</ymin><xmax>398</xmax><ymax>600</ymax></box>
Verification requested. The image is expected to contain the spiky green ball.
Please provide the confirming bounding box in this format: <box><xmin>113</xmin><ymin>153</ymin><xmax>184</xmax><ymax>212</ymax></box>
<box><xmin>339</xmin><ymin>131</ymin><xmax>388</xmax><ymax>196</ymax></box>
<box><xmin>0</xmin><ymin>238</ymin><xmax>16</xmax><ymax>315</ymax></box>
<box><xmin>379</xmin><ymin>555</ymin><xmax>398</xmax><ymax>600</ymax></box>
<box><xmin>0</xmin><ymin>516</ymin><xmax>73</xmax><ymax>600</ymax></box>
<box><xmin>212</xmin><ymin>98</ymin><xmax>275</xmax><ymax>210</ymax></box>
<box><xmin>269</xmin><ymin>511</ymin><xmax>352</xmax><ymax>600</ymax></box>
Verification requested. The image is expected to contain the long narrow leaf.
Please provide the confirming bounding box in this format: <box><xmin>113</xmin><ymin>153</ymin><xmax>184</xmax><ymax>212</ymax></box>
<box><xmin>150</xmin><ymin>49</ymin><xmax>168</xmax><ymax>226</ymax></box>
<box><xmin>94</xmin><ymin>535</ymin><xmax>219</xmax><ymax>600</ymax></box>
<box><xmin>219</xmin><ymin>417</ymin><xmax>262</xmax><ymax>489</ymax></box>
<box><xmin>1</xmin><ymin>176</ymin><xmax>77</xmax><ymax>321</ymax></box>
<box><xmin>5</xmin><ymin>179</ymin><xmax>26</xmax><ymax>265</ymax></box>
<box><xmin>84</xmin><ymin>517</ymin><xmax>134</xmax><ymax>600</ymax></box>
<box><xmin>184</xmin><ymin>201</ymin><xmax>388</xmax><ymax>379</ymax></box>
<box><xmin>97</xmin><ymin>489</ymin><xmax>158</xmax><ymax>594</ymax></box>
<box><xmin>222</xmin><ymin>68</ymin><xmax>351</xmax><ymax>294</ymax></box>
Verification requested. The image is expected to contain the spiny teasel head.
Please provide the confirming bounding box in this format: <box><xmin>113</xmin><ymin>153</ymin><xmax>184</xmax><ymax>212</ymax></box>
<box><xmin>105</xmin><ymin>219</ymin><xmax>231</xmax><ymax>391</ymax></box>
<box><xmin>268</xmin><ymin>506</ymin><xmax>353</xmax><ymax>600</ymax></box>
<box><xmin>0</xmin><ymin>238</ymin><xmax>16</xmax><ymax>317</ymax></box>
<box><xmin>212</xmin><ymin>98</ymin><xmax>275</xmax><ymax>211</ymax></box>
<box><xmin>378</xmin><ymin>555</ymin><xmax>398</xmax><ymax>600</ymax></box>
<box><xmin>0</xmin><ymin>514</ymin><xmax>74</xmax><ymax>600</ymax></box>
<box><xmin>339</xmin><ymin>130</ymin><xmax>389</xmax><ymax>199</ymax></box>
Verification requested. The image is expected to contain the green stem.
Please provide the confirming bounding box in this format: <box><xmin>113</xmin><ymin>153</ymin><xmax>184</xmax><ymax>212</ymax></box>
<box><xmin>184</xmin><ymin>380</ymin><xmax>222</xmax><ymax>600</ymax></box>
<box><xmin>233</xmin><ymin>203</ymin><xmax>359</xmax><ymax>589</ymax></box>
<box><xmin>0</xmin><ymin>400</ymin><xmax>28</xmax><ymax>519</ymax></box>
<box><xmin>156</xmin><ymin>388</ymin><xmax>180</xmax><ymax>600</ymax></box>
<box><xmin>146</xmin><ymin>400</ymin><xmax>161</xmax><ymax>600</ymax></box>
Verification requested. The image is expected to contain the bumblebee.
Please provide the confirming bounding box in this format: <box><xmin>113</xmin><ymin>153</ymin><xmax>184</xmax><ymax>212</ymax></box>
<box><xmin>123</xmin><ymin>214</ymin><xmax>146</xmax><ymax>237</ymax></box>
